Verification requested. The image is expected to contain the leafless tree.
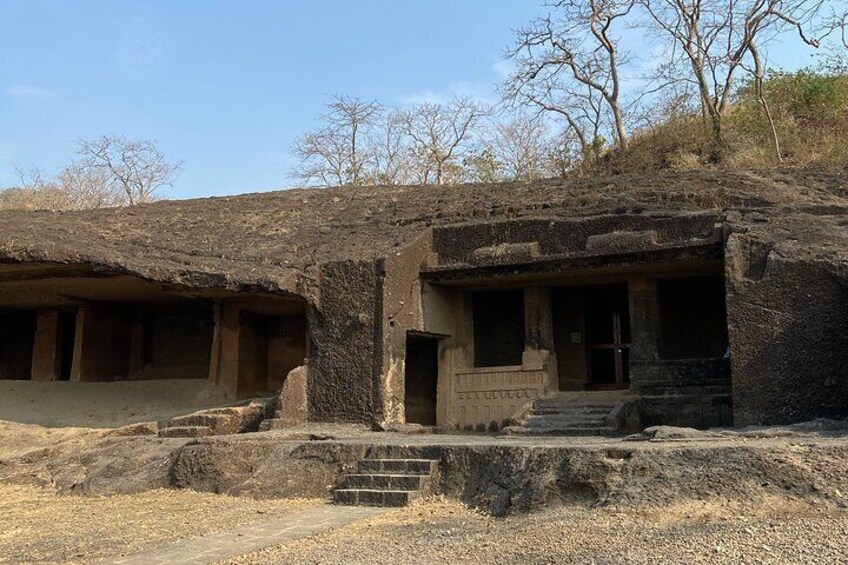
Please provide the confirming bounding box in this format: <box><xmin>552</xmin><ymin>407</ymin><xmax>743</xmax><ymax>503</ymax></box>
<box><xmin>1</xmin><ymin>164</ymin><xmax>121</xmax><ymax>211</ymax></box>
<box><xmin>0</xmin><ymin>167</ymin><xmax>73</xmax><ymax>211</ymax></box>
<box><xmin>542</xmin><ymin>127</ymin><xmax>588</xmax><ymax>176</ymax></box>
<box><xmin>397</xmin><ymin>97</ymin><xmax>488</xmax><ymax>185</ymax></box>
<box><xmin>77</xmin><ymin>135</ymin><xmax>182</xmax><ymax>204</ymax></box>
<box><xmin>839</xmin><ymin>12</ymin><xmax>848</xmax><ymax>48</ymax></box>
<box><xmin>478</xmin><ymin>114</ymin><xmax>554</xmax><ymax>181</ymax></box>
<box><xmin>742</xmin><ymin>41</ymin><xmax>784</xmax><ymax>163</ymax></box>
<box><xmin>367</xmin><ymin>109</ymin><xmax>417</xmax><ymax>186</ymax></box>
<box><xmin>291</xmin><ymin>95</ymin><xmax>382</xmax><ymax>187</ymax></box>
<box><xmin>638</xmin><ymin>0</ymin><xmax>824</xmax><ymax>154</ymax></box>
<box><xmin>815</xmin><ymin>8</ymin><xmax>848</xmax><ymax>49</ymax></box>
<box><xmin>2</xmin><ymin>137</ymin><xmax>179</xmax><ymax>211</ymax></box>
<box><xmin>504</xmin><ymin>0</ymin><xmax>635</xmax><ymax>153</ymax></box>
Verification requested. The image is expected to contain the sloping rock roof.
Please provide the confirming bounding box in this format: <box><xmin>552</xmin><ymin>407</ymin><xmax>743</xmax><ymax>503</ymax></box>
<box><xmin>0</xmin><ymin>169</ymin><xmax>845</xmax><ymax>292</ymax></box>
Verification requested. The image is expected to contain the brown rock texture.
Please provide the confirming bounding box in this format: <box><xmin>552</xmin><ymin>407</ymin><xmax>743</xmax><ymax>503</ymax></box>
<box><xmin>0</xmin><ymin>169</ymin><xmax>845</xmax><ymax>426</ymax></box>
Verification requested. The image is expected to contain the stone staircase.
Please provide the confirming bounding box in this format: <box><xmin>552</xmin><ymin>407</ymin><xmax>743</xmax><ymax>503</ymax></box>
<box><xmin>333</xmin><ymin>458</ymin><xmax>440</xmax><ymax>507</ymax></box>
<box><xmin>157</xmin><ymin>401</ymin><xmax>269</xmax><ymax>438</ymax></box>
<box><xmin>502</xmin><ymin>391</ymin><xmax>630</xmax><ymax>436</ymax></box>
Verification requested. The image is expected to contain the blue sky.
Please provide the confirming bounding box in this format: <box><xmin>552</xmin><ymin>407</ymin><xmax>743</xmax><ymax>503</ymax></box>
<box><xmin>0</xmin><ymin>1</ymin><xmax>825</xmax><ymax>199</ymax></box>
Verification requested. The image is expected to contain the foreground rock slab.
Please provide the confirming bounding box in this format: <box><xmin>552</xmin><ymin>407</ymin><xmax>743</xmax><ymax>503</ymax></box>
<box><xmin>3</xmin><ymin>420</ymin><xmax>848</xmax><ymax>517</ymax></box>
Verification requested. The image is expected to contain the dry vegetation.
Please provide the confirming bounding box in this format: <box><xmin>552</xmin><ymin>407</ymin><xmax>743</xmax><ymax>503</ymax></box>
<box><xmin>2</xmin><ymin>487</ymin><xmax>847</xmax><ymax>564</ymax></box>
<box><xmin>0</xmin><ymin>136</ymin><xmax>181</xmax><ymax>212</ymax></box>
<box><xmin>289</xmin><ymin>1</ymin><xmax>848</xmax><ymax>188</ymax></box>
<box><xmin>3</xmin><ymin>2</ymin><xmax>847</xmax><ymax>209</ymax></box>
<box><xmin>592</xmin><ymin>64</ymin><xmax>848</xmax><ymax>175</ymax></box>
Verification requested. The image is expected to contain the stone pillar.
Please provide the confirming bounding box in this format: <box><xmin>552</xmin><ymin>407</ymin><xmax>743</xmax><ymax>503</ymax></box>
<box><xmin>628</xmin><ymin>277</ymin><xmax>660</xmax><ymax>390</ymax></box>
<box><xmin>70</xmin><ymin>304</ymin><xmax>134</xmax><ymax>382</ymax></box>
<box><xmin>69</xmin><ymin>307</ymin><xmax>86</xmax><ymax>383</ymax></box>
<box><xmin>31</xmin><ymin>310</ymin><xmax>62</xmax><ymax>382</ymax></box>
<box><xmin>524</xmin><ymin>286</ymin><xmax>557</xmax><ymax>391</ymax></box>
<box><xmin>523</xmin><ymin>286</ymin><xmax>554</xmax><ymax>352</ymax></box>
<box><xmin>207</xmin><ymin>302</ymin><xmax>271</xmax><ymax>400</ymax></box>
<box><xmin>212</xmin><ymin>301</ymin><xmax>243</xmax><ymax>398</ymax></box>
<box><xmin>458</xmin><ymin>291</ymin><xmax>475</xmax><ymax>368</ymax></box>
<box><xmin>128</xmin><ymin>315</ymin><xmax>145</xmax><ymax>376</ymax></box>
<box><xmin>208</xmin><ymin>299</ymin><xmax>224</xmax><ymax>385</ymax></box>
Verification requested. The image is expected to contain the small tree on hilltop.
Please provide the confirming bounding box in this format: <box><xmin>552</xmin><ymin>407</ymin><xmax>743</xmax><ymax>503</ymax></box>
<box><xmin>397</xmin><ymin>97</ymin><xmax>489</xmax><ymax>185</ymax></box>
<box><xmin>76</xmin><ymin>135</ymin><xmax>182</xmax><ymax>205</ymax></box>
<box><xmin>291</xmin><ymin>95</ymin><xmax>383</xmax><ymax>187</ymax></box>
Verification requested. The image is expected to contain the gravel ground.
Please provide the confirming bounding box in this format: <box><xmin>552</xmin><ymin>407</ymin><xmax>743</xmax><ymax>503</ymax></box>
<box><xmin>4</xmin><ymin>420</ymin><xmax>848</xmax><ymax>564</ymax></box>
<box><xmin>2</xmin><ymin>484</ymin><xmax>846</xmax><ymax>565</ymax></box>
<box><xmin>219</xmin><ymin>498</ymin><xmax>848</xmax><ymax>565</ymax></box>
<box><xmin>0</xmin><ymin>484</ymin><xmax>320</xmax><ymax>565</ymax></box>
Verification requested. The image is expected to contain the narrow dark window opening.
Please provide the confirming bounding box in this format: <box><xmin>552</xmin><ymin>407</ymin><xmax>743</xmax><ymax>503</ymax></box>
<box><xmin>658</xmin><ymin>276</ymin><xmax>729</xmax><ymax>359</ymax></box>
<box><xmin>472</xmin><ymin>289</ymin><xmax>525</xmax><ymax>367</ymax></box>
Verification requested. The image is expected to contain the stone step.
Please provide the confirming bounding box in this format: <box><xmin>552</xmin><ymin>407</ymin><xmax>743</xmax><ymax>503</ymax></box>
<box><xmin>158</xmin><ymin>425</ymin><xmax>213</xmax><ymax>438</ymax></box>
<box><xmin>163</xmin><ymin>413</ymin><xmax>227</xmax><ymax>429</ymax></box>
<box><xmin>502</xmin><ymin>425</ymin><xmax>617</xmax><ymax>437</ymax></box>
<box><xmin>334</xmin><ymin>458</ymin><xmax>440</xmax><ymax>508</ymax></box>
<box><xmin>202</xmin><ymin>407</ymin><xmax>245</xmax><ymax>416</ymax></box>
<box><xmin>528</xmin><ymin>410</ymin><xmax>611</xmax><ymax>420</ymax></box>
<box><xmin>341</xmin><ymin>473</ymin><xmax>430</xmax><ymax>491</ymax></box>
<box><xmin>532</xmin><ymin>402</ymin><xmax>616</xmax><ymax>411</ymax></box>
<box><xmin>532</xmin><ymin>402</ymin><xmax>613</xmax><ymax>410</ymax></box>
<box><xmin>543</xmin><ymin>392</ymin><xmax>631</xmax><ymax>402</ymax></box>
<box><xmin>525</xmin><ymin>415</ymin><xmax>609</xmax><ymax>426</ymax></box>
<box><xmin>258</xmin><ymin>417</ymin><xmax>307</xmax><ymax>431</ymax></box>
<box><xmin>333</xmin><ymin>489</ymin><xmax>419</xmax><ymax>507</ymax></box>
<box><xmin>524</xmin><ymin>423</ymin><xmax>610</xmax><ymax>433</ymax></box>
<box><xmin>356</xmin><ymin>459</ymin><xmax>438</xmax><ymax>476</ymax></box>
<box><xmin>258</xmin><ymin>418</ymin><xmax>282</xmax><ymax>432</ymax></box>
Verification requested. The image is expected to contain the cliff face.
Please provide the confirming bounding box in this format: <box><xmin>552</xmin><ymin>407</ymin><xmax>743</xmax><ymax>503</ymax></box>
<box><xmin>723</xmin><ymin>210</ymin><xmax>848</xmax><ymax>425</ymax></box>
<box><xmin>0</xmin><ymin>169</ymin><xmax>845</xmax><ymax>427</ymax></box>
<box><xmin>0</xmin><ymin>169</ymin><xmax>843</xmax><ymax>293</ymax></box>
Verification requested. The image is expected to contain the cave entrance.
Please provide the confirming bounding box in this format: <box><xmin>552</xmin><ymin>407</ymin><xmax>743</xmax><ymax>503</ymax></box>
<box><xmin>237</xmin><ymin>311</ymin><xmax>308</xmax><ymax>397</ymax></box>
<box><xmin>553</xmin><ymin>284</ymin><xmax>631</xmax><ymax>391</ymax></box>
<box><xmin>0</xmin><ymin>310</ymin><xmax>36</xmax><ymax>380</ymax></box>
<box><xmin>586</xmin><ymin>284</ymin><xmax>631</xmax><ymax>389</ymax></box>
<box><xmin>404</xmin><ymin>333</ymin><xmax>440</xmax><ymax>426</ymax></box>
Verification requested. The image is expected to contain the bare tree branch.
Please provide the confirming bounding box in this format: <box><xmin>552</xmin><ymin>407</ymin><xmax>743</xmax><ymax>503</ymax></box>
<box><xmin>77</xmin><ymin>135</ymin><xmax>182</xmax><ymax>205</ymax></box>
<box><xmin>397</xmin><ymin>98</ymin><xmax>488</xmax><ymax>185</ymax></box>
<box><xmin>291</xmin><ymin>95</ymin><xmax>383</xmax><ymax>187</ymax></box>
<box><xmin>504</xmin><ymin>0</ymin><xmax>635</xmax><ymax>151</ymax></box>
<box><xmin>638</xmin><ymin>0</ymin><xmax>826</xmax><ymax>154</ymax></box>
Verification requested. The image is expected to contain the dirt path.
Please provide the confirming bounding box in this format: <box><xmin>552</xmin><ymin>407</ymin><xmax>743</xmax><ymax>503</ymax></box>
<box><xmin>0</xmin><ymin>484</ymin><xmax>320</xmax><ymax>565</ymax></box>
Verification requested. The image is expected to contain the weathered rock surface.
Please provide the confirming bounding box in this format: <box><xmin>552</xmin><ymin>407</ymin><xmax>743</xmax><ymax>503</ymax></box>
<box><xmin>624</xmin><ymin>425</ymin><xmax>722</xmax><ymax>441</ymax></box>
<box><xmin>157</xmin><ymin>400</ymin><xmax>270</xmax><ymax>438</ymax></box>
<box><xmin>3</xmin><ymin>422</ymin><xmax>848</xmax><ymax>517</ymax></box>
<box><xmin>107</xmin><ymin>422</ymin><xmax>159</xmax><ymax>437</ymax></box>
<box><xmin>259</xmin><ymin>366</ymin><xmax>309</xmax><ymax>431</ymax></box>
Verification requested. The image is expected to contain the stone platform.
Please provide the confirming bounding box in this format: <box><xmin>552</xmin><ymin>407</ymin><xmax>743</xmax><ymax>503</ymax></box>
<box><xmin>4</xmin><ymin>420</ymin><xmax>848</xmax><ymax>517</ymax></box>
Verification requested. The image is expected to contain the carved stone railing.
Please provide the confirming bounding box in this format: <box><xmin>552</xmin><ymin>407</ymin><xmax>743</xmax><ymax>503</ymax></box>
<box><xmin>452</xmin><ymin>366</ymin><xmax>548</xmax><ymax>431</ymax></box>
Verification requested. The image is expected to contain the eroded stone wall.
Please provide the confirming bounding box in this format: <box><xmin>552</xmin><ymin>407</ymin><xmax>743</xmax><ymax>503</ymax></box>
<box><xmin>309</xmin><ymin>259</ymin><xmax>383</xmax><ymax>424</ymax></box>
<box><xmin>431</xmin><ymin>213</ymin><xmax>720</xmax><ymax>267</ymax></box>
<box><xmin>380</xmin><ymin>234</ymin><xmax>432</xmax><ymax>427</ymax></box>
<box><xmin>727</xmin><ymin>229</ymin><xmax>848</xmax><ymax>425</ymax></box>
